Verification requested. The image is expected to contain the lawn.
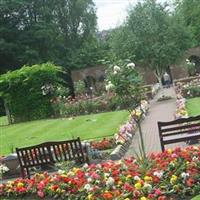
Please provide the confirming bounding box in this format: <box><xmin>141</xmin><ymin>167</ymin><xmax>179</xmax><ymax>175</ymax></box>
<box><xmin>186</xmin><ymin>97</ymin><xmax>200</xmax><ymax>116</ymax></box>
<box><xmin>0</xmin><ymin>110</ymin><xmax>129</xmax><ymax>155</ymax></box>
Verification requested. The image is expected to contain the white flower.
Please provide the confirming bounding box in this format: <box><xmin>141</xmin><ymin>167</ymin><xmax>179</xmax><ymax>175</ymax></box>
<box><xmin>192</xmin><ymin>156</ymin><xmax>198</xmax><ymax>162</ymax></box>
<box><xmin>153</xmin><ymin>171</ymin><xmax>163</xmax><ymax>178</ymax></box>
<box><xmin>127</xmin><ymin>62</ymin><xmax>135</xmax><ymax>68</ymax></box>
<box><xmin>105</xmin><ymin>81</ymin><xmax>115</xmax><ymax>91</ymax></box>
<box><xmin>83</xmin><ymin>163</ymin><xmax>89</xmax><ymax>168</ymax></box>
<box><xmin>106</xmin><ymin>177</ymin><xmax>115</xmax><ymax>186</ymax></box>
<box><xmin>143</xmin><ymin>183</ymin><xmax>152</xmax><ymax>191</ymax></box>
<box><xmin>134</xmin><ymin>176</ymin><xmax>141</xmax><ymax>181</ymax></box>
<box><xmin>84</xmin><ymin>184</ymin><xmax>92</xmax><ymax>192</ymax></box>
<box><xmin>87</xmin><ymin>178</ymin><xmax>92</xmax><ymax>183</ymax></box>
<box><xmin>104</xmin><ymin>173</ymin><xmax>110</xmax><ymax>178</ymax></box>
<box><xmin>113</xmin><ymin>65</ymin><xmax>121</xmax><ymax>71</ymax></box>
<box><xmin>181</xmin><ymin>172</ymin><xmax>189</xmax><ymax>179</ymax></box>
<box><xmin>186</xmin><ymin>59</ymin><xmax>190</xmax><ymax>63</ymax></box>
<box><xmin>0</xmin><ymin>164</ymin><xmax>9</xmax><ymax>174</ymax></box>
<box><xmin>113</xmin><ymin>70</ymin><xmax>118</xmax><ymax>74</ymax></box>
<box><xmin>58</xmin><ymin>170</ymin><xmax>65</xmax><ymax>174</ymax></box>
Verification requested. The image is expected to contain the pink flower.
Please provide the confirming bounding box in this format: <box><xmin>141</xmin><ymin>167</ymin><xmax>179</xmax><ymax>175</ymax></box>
<box><xmin>155</xmin><ymin>189</ymin><xmax>162</xmax><ymax>195</ymax></box>
<box><xmin>37</xmin><ymin>181</ymin><xmax>45</xmax><ymax>190</ymax></box>
<box><xmin>37</xmin><ymin>190</ymin><xmax>45</xmax><ymax>198</ymax></box>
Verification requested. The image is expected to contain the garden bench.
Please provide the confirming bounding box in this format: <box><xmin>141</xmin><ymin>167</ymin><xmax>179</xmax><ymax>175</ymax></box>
<box><xmin>158</xmin><ymin>115</ymin><xmax>200</xmax><ymax>152</ymax></box>
<box><xmin>16</xmin><ymin>137</ymin><xmax>89</xmax><ymax>178</ymax></box>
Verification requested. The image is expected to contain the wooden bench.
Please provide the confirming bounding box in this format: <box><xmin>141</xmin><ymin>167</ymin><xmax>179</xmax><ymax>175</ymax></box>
<box><xmin>158</xmin><ymin>115</ymin><xmax>200</xmax><ymax>152</ymax></box>
<box><xmin>16</xmin><ymin>137</ymin><xmax>89</xmax><ymax>178</ymax></box>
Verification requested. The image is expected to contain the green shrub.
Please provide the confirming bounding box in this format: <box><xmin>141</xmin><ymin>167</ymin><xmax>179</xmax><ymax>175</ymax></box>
<box><xmin>0</xmin><ymin>63</ymin><xmax>67</xmax><ymax>123</ymax></box>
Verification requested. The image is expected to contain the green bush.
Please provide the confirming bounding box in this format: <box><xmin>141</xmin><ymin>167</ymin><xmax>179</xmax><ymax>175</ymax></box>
<box><xmin>0</xmin><ymin>63</ymin><xmax>66</xmax><ymax>123</ymax></box>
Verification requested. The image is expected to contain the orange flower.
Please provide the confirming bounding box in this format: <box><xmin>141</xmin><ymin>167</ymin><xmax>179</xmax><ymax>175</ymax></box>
<box><xmin>102</xmin><ymin>191</ymin><xmax>113</xmax><ymax>199</ymax></box>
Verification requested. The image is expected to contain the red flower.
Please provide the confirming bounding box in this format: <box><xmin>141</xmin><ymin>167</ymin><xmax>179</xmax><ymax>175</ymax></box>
<box><xmin>186</xmin><ymin>178</ymin><xmax>195</xmax><ymax>187</ymax></box>
<box><xmin>124</xmin><ymin>183</ymin><xmax>133</xmax><ymax>192</ymax></box>
<box><xmin>158</xmin><ymin>195</ymin><xmax>167</xmax><ymax>200</ymax></box>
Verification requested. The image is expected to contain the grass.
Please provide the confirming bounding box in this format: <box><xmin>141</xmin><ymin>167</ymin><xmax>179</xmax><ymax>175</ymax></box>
<box><xmin>186</xmin><ymin>97</ymin><xmax>200</xmax><ymax>116</ymax></box>
<box><xmin>0</xmin><ymin>110</ymin><xmax>129</xmax><ymax>155</ymax></box>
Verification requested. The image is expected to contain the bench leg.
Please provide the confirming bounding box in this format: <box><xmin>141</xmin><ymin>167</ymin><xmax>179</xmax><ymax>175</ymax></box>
<box><xmin>26</xmin><ymin>167</ymin><xmax>30</xmax><ymax>179</ymax></box>
<box><xmin>20</xmin><ymin>167</ymin><xmax>26</xmax><ymax>178</ymax></box>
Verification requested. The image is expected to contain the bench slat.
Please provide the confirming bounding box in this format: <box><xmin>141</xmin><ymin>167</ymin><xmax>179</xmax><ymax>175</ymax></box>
<box><xmin>158</xmin><ymin>115</ymin><xmax>200</xmax><ymax>126</ymax></box>
<box><xmin>160</xmin><ymin>123</ymin><xmax>200</xmax><ymax>133</ymax></box>
<box><xmin>163</xmin><ymin>133</ymin><xmax>200</xmax><ymax>144</ymax></box>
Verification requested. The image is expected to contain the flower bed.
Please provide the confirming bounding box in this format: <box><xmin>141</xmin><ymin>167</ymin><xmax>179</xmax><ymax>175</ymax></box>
<box><xmin>175</xmin><ymin>96</ymin><xmax>188</xmax><ymax>119</ymax></box>
<box><xmin>0</xmin><ymin>146</ymin><xmax>199</xmax><ymax>199</ymax></box>
<box><xmin>114</xmin><ymin>100</ymin><xmax>149</xmax><ymax>146</ymax></box>
<box><xmin>91</xmin><ymin>138</ymin><xmax>115</xmax><ymax>151</ymax></box>
<box><xmin>175</xmin><ymin>76</ymin><xmax>200</xmax><ymax>98</ymax></box>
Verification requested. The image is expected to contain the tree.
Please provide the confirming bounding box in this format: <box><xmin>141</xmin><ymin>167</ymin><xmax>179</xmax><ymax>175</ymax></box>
<box><xmin>110</xmin><ymin>0</ymin><xmax>191</xmax><ymax>85</ymax></box>
<box><xmin>175</xmin><ymin>0</ymin><xmax>200</xmax><ymax>45</ymax></box>
<box><xmin>0</xmin><ymin>0</ymin><xmax>98</xmax><ymax>73</ymax></box>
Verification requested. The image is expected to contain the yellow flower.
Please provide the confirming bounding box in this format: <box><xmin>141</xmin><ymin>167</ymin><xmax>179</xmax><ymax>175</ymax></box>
<box><xmin>125</xmin><ymin>198</ymin><xmax>130</xmax><ymax>200</ymax></box>
<box><xmin>170</xmin><ymin>175</ymin><xmax>178</xmax><ymax>185</ymax></box>
<box><xmin>144</xmin><ymin>176</ymin><xmax>152</xmax><ymax>182</ymax></box>
<box><xmin>87</xmin><ymin>194</ymin><xmax>93</xmax><ymax>200</ymax></box>
<box><xmin>136</xmin><ymin>111</ymin><xmax>141</xmax><ymax>117</ymax></box>
<box><xmin>167</xmin><ymin>149</ymin><xmax>173</xmax><ymax>154</ymax></box>
<box><xmin>135</xmin><ymin>182</ymin><xmax>142</xmax><ymax>190</ymax></box>
<box><xmin>126</xmin><ymin>174</ymin><xmax>132</xmax><ymax>180</ymax></box>
<box><xmin>141</xmin><ymin>197</ymin><xmax>148</xmax><ymax>200</ymax></box>
<box><xmin>117</xmin><ymin>181</ymin><xmax>122</xmax><ymax>186</ymax></box>
<box><xmin>73</xmin><ymin>167</ymin><xmax>79</xmax><ymax>173</ymax></box>
<box><xmin>17</xmin><ymin>182</ymin><xmax>24</xmax><ymax>188</ymax></box>
<box><xmin>56</xmin><ymin>188</ymin><xmax>62</xmax><ymax>193</ymax></box>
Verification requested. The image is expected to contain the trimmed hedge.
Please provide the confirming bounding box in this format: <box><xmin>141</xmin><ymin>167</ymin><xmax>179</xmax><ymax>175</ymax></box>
<box><xmin>0</xmin><ymin>63</ymin><xmax>66</xmax><ymax>123</ymax></box>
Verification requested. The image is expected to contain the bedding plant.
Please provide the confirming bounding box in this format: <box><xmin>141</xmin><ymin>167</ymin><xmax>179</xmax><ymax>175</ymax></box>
<box><xmin>0</xmin><ymin>146</ymin><xmax>199</xmax><ymax>199</ymax></box>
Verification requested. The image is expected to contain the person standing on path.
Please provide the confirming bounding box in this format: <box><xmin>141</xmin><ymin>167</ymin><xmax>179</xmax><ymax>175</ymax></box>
<box><xmin>163</xmin><ymin>72</ymin><xmax>171</xmax><ymax>88</ymax></box>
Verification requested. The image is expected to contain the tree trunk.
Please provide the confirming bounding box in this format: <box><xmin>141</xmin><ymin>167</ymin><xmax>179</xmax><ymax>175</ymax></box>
<box><xmin>4</xmin><ymin>100</ymin><xmax>12</xmax><ymax>124</ymax></box>
<box><xmin>158</xmin><ymin>76</ymin><xmax>163</xmax><ymax>89</ymax></box>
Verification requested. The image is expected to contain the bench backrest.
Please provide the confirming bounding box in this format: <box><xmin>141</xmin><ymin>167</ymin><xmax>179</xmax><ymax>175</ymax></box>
<box><xmin>158</xmin><ymin>115</ymin><xmax>200</xmax><ymax>151</ymax></box>
<box><xmin>16</xmin><ymin>137</ymin><xmax>86</xmax><ymax>177</ymax></box>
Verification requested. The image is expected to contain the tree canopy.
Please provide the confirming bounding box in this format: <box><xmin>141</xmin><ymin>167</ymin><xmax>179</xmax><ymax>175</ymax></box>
<box><xmin>109</xmin><ymin>0</ymin><xmax>191</xmax><ymax>83</ymax></box>
<box><xmin>175</xmin><ymin>0</ymin><xmax>200</xmax><ymax>46</ymax></box>
<box><xmin>0</xmin><ymin>0</ymin><xmax>102</xmax><ymax>74</ymax></box>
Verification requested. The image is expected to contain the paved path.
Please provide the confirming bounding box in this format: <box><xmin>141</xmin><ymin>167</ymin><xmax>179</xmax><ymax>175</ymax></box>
<box><xmin>125</xmin><ymin>87</ymin><xmax>184</xmax><ymax>157</ymax></box>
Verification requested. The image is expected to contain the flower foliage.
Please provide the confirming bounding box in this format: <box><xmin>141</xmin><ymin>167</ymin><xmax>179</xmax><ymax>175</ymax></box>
<box><xmin>0</xmin><ymin>146</ymin><xmax>199</xmax><ymax>199</ymax></box>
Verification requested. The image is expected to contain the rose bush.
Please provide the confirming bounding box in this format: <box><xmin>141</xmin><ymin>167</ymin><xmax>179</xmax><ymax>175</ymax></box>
<box><xmin>0</xmin><ymin>146</ymin><xmax>199</xmax><ymax>199</ymax></box>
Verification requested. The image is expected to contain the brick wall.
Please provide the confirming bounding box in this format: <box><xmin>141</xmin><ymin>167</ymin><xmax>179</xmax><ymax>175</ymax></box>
<box><xmin>71</xmin><ymin>46</ymin><xmax>200</xmax><ymax>85</ymax></box>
